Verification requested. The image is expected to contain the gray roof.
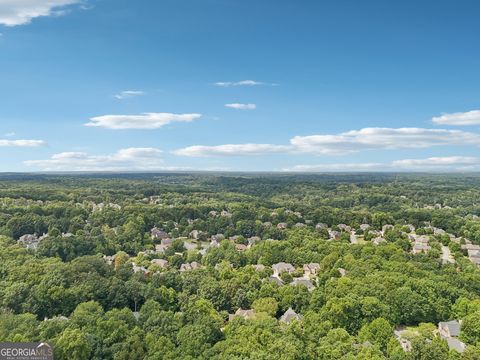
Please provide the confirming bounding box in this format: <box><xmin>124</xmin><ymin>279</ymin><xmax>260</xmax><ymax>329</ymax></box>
<box><xmin>280</xmin><ymin>308</ymin><xmax>303</xmax><ymax>323</ymax></box>
<box><xmin>268</xmin><ymin>276</ymin><xmax>284</xmax><ymax>286</ymax></box>
<box><xmin>290</xmin><ymin>278</ymin><xmax>315</xmax><ymax>290</ymax></box>
<box><xmin>303</xmin><ymin>263</ymin><xmax>320</xmax><ymax>272</ymax></box>
<box><xmin>440</xmin><ymin>320</ymin><xmax>461</xmax><ymax>337</ymax></box>
<box><xmin>272</xmin><ymin>262</ymin><xmax>295</xmax><ymax>273</ymax></box>
<box><xmin>447</xmin><ymin>338</ymin><xmax>466</xmax><ymax>353</ymax></box>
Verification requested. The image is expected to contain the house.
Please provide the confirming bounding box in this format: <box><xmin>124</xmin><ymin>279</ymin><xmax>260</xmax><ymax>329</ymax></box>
<box><xmin>183</xmin><ymin>241</ymin><xmax>197</xmax><ymax>251</ymax></box>
<box><xmin>221</xmin><ymin>210</ymin><xmax>232</xmax><ymax>218</ymax></box>
<box><xmin>462</xmin><ymin>244</ymin><xmax>480</xmax><ymax>251</ymax></box>
<box><xmin>132</xmin><ymin>263</ymin><xmax>149</xmax><ymax>274</ymax></box>
<box><xmin>446</xmin><ymin>338</ymin><xmax>466</xmax><ymax>353</ymax></box>
<box><xmin>360</xmin><ymin>224</ymin><xmax>370</xmax><ymax>231</ymax></box>
<box><xmin>469</xmin><ymin>250</ymin><xmax>480</xmax><ymax>266</ymax></box>
<box><xmin>412</xmin><ymin>243</ymin><xmax>431</xmax><ymax>254</ymax></box>
<box><xmin>382</xmin><ymin>224</ymin><xmax>394</xmax><ymax>233</ymax></box>
<box><xmin>268</xmin><ymin>276</ymin><xmax>284</xmax><ymax>286</ymax></box>
<box><xmin>272</xmin><ymin>262</ymin><xmax>295</xmax><ymax>277</ymax></box>
<box><xmin>92</xmin><ymin>202</ymin><xmax>121</xmax><ymax>212</ymax></box>
<box><xmin>189</xmin><ymin>230</ymin><xmax>202</xmax><ymax>240</ymax></box>
<box><xmin>433</xmin><ymin>227</ymin><xmax>447</xmax><ymax>236</ymax></box>
<box><xmin>408</xmin><ymin>234</ymin><xmax>430</xmax><ymax>244</ymax></box>
<box><xmin>103</xmin><ymin>255</ymin><xmax>115</xmax><ymax>265</ymax></box>
<box><xmin>328</xmin><ymin>230</ymin><xmax>341</xmax><ymax>240</ymax></box>
<box><xmin>404</xmin><ymin>224</ymin><xmax>416</xmax><ymax>232</ymax></box>
<box><xmin>372</xmin><ymin>237</ymin><xmax>386</xmax><ymax>246</ymax></box>
<box><xmin>44</xmin><ymin>315</ymin><xmax>69</xmax><ymax>322</ymax></box>
<box><xmin>438</xmin><ymin>320</ymin><xmax>461</xmax><ymax>339</ymax></box>
<box><xmin>316</xmin><ymin>223</ymin><xmax>328</xmax><ymax>230</ymax></box>
<box><xmin>285</xmin><ymin>209</ymin><xmax>301</xmax><ymax>217</ymax></box>
<box><xmin>253</xmin><ymin>264</ymin><xmax>265</xmax><ymax>272</ymax></box>
<box><xmin>229</xmin><ymin>308</ymin><xmax>255</xmax><ymax>321</ymax></box>
<box><xmin>338</xmin><ymin>224</ymin><xmax>351</xmax><ymax>232</ymax></box>
<box><xmin>290</xmin><ymin>278</ymin><xmax>315</xmax><ymax>291</ymax></box>
<box><xmin>369</xmin><ymin>230</ymin><xmax>383</xmax><ymax>237</ymax></box>
<box><xmin>280</xmin><ymin>308</ymin><xmax>303</xmax><ymax>324</ymax></box>
<box><xmin>294</xmin><ymin>222</ymin><xmax>306</xmax><ymax>228</ymax></box>
<box><xmin>151</xmin><ymin>259</ymin><xmax>169</xmax><ymax>268</ymax></box>
<box><xmin>247</xmin><ymin>236</ymin><xmax>261</xmax><ymax>247</ymax></box>
<box><xmin>212</xmin><ymin>234</ymin><xmax>225</xmax><ymax>242</ymax></box>
<box><xmin>416</xmin><ymin>235</ymin><xmax>430</xmax><ymax>244</ymax></box>
<box><xmin>209</xmin><ymin>210</ymin><xmax>218</xmax><ymax>217</ymax></box>
<box><xmin>438</xmin><ymin>320</ymin><xmax>466</xmax><ymax>353</ymax></box>
<box><xmin>235</xmin><ymin>244</ymin><xmax>248</xmax><ymax>252</ymax></box>
<box><xmin>155</xmin><ymin>244</ymin><xmax>168</xmax><ymax>254</ymax></box>
<box><xmin>180</xmin><ymin>261</ymin><xmax>202</xmax><ymax>272</ymax></box>
<box><xmin>338</xmin><ymin>268</ymin><xmax>347</xmax><ymax>277</ymax></box>
<box><xmin>394</xmin><ymin>328</ymin><xmax>412</xmax><ymax>352</ymax></box>
<box><xmin>18</xmin><ymin>234</ymin><xmax>40</xmax><ymax>250</ymax></box>
<box><xmin>277</xmin><ymin>223</ymin><xmax>287</xmax><ymax>230</ymax></box>
<box><xmin>467</xmin><ymin>249</ymin><xmax>480</xmax><ymax>258</ymax></box>
<box><xmin>151</xmin><ymin>227</ymin><xmax>169</xmax><ymax>240</ymax></box>
<box><xmin>303</xmin><ymin>263</ymin><xmax>320</xmax><ymax>277</ymax></box>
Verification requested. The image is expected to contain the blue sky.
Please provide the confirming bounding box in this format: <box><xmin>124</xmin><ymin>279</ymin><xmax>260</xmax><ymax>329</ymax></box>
<box><xmin>1</xmin><ymin>0</ymin><xmax>480</xmax><ymax>172</ymax></box>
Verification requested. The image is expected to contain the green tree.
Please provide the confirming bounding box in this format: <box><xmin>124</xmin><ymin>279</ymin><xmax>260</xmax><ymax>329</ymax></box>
<box><xmin>55</xmin><ymin>328</ymin><xmax>92</xmax><ymax>360</ymax></box>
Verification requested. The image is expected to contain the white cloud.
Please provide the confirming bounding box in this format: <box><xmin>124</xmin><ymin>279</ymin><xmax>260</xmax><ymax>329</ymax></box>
<box><xmin>392</xmin><ymin>156</ymin><xmax>480</xmax><ymax>168</ymax></box>
<box><xmin>290</xmin><ymin>128</ymin><xmax>480</xmax><ymax>155</ymax></box>
<box><xmin>0</xmin><ymin>139</ymin><xmax>45</xmax><ymax>147</ymax></box>
<box><xmin>85</xmin><ymin>112</ymin><xmax>202</xmax><ymax>129</ymax></box>
<box><xmin>284</xmin><ymin>163</ymin><xmax>386</xmax><ymax>172</ymax></box>
<box><xmin>174</xmin><ymin>127</ymin><xmax>480</xmax><ymax>157</ymax></box>
<box><xmin>432</xmin><ymin>110</ymin><xmax>480</xmax><ymax>126</ymax></box>
<box><xmin>114</xmin><ymin>90</ymin><xmax>145</xmax><ymax>100</ymax></box>
<box><xmin>224</xmin><ymin>103</ymin><xmax>256</xmax><ymax>110</ymax></box>
<box><xmin>3</xmin><ymin>132</ymin><xmax>15</xmax><ymax>137</ymax></box>
<box><xmin>25</xmin><ymin>147</ymin><xmax>168</xmax><ymax>171</ymax></box>
<box><xmin>214</xmin><ymin>80</ymin><xmax>264</xmax><ymax>87</ymax></box>
<box><xmin>173</xmin><ymin>144</ymin><xmax>291</xmax><ymax>157</ymax></box>
<box><xmin>285</xmin><ymin>156</ymin><xmax>480</xmax><ymax>172</ymax></box>
<box><xmin>0</xmin><ymin>0</ymin><xmax>81</xmax><ymax>26</ymax></box>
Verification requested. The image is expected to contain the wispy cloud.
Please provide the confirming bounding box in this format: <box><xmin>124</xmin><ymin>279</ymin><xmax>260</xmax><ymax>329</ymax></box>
<box><xmin>25</xmin><ymin>148</ymin><xmax>166</xmax><ymax>171</ymax></box>
<box><xmin>284</xmin><ymin>163</ymin><xmax>386</xmax><ymax>172</ymax></box>
<box><xmin>174</xmin><ymin>127</ymin><xmax>480</xmax><ymax>157</ymax></box>
<box><xmin>432</xmin><ymin>110</ymin><xmax>480</xmax><ymax>126</ymax></box>
<box><xmin>392</xmin><ymin>156</ymin><xmax>480</xmax><ymax>168</ymax></box>
<box><xmin>173</xmin><ymin>144</ymin><xmax>291</xmax><ymax>157</ymax></box>
<box><xmin>290</xmin><ymin>127</ymin><xmax>480</xmax><ymax>155</ymax></box>
<box><xmin>0</xmin><ymin>139</ymin><xmax>45</xmax><ymax>147</ymax></box>
<box><xmin>0</xmin><ymin>0</ymin><xmax>81</xmax><ymax>26</ymax></box>
<box><xmin>214</xmin><ymin>80</ymin><xmax>265</xmax><ymax>87</ymax></box>
<box><xmin>85</xmin><ymin>112</ymin><xmax>202</xmax><ymax>130</ymax></box>
<box><xmin>114</xmin><ymin>90</ymin><xmax>145</xmax><ymax>100</ymax></box>
<box><xmin>224</xmin><ymin>103</ymin><xmax>256</xmax><ymax>110</ymax></box>
<box><xmin>3</xmin><ymin>132</ymin><xmax>15</xmax><ymax>137</ymax></box>
<box><xmin>285</xmin><ymin>156</ymin><xmax>480</xmax><ymax>172</ymax></box>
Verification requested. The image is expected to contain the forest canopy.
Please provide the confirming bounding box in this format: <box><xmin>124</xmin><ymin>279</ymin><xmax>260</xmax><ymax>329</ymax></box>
<box><xmin>0</xmin><ymin>173</ymin><xmax>480</xmax><ymax>359</ymax></box>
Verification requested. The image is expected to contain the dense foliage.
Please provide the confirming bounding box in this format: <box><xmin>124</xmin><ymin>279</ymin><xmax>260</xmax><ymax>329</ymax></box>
<box><xmin>1</xmin><ymin>173</ymin><xmax>480</xmax><ymax>359</ymax></box>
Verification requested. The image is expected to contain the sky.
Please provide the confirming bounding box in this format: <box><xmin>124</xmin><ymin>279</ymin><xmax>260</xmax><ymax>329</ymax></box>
<box><xmin>1</xmin><ymin>0</ymin><xmax>480</xmax><ymax>172</ymax></box>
